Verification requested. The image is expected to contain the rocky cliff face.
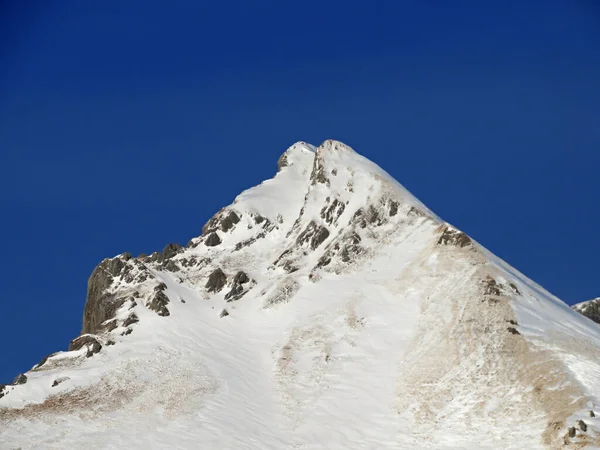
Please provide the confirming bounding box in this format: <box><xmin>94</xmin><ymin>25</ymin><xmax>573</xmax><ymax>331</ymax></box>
<box><xmin>572</xmin><ymin>298</ymin><xmax>600</xmax><ymax>324</ymax></box>
<box><xmin>2</xmin><ymin>140</ymin><xmax>600</xmax><ymax>450</ymax></box>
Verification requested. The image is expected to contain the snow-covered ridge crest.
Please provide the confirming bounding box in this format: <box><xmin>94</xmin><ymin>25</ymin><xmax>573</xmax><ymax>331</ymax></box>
<box><xmin>2</xmin><ymin>140</ymin><xmax>600</xmax><ymax>449</ymax></box>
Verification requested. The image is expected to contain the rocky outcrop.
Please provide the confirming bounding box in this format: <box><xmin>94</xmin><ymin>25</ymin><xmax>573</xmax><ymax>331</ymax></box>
<box><xmin>162</xmin><ymin>243</ymin><xmax>182</xmax><ymax>260</ymax></box>
<box><xmin>206</xmin><ymin>268</ymin><xmax>227</xmax><ymax>293</ymax></box>
<box><xmin>350</xmin><ymin>205</ymin><xmax>386</xmax><ymax>229</ymax></box>
<box><xmin>572</xmin><ymin>298</ymin><xmax>600</xmax><ymax>324</ymax></box>
<box><xmin>277</xmin><ymin>152</ymin><xmax>289</xmax><ymax>171</ymax></box>
<box><xmin>204</xmin><ymin>232</ymin><xmax>222</xmax><ymax>247</ymax></box>
<box><xmin>122</xmin><ymin>314</ymin><xmax>139</xmax><ymax>327</ymax></box>
<box><xmin>52</xmin><ymin>377</ymin><xmax>69</xmax><ymax>387</ymax></box>
<box><xmin>81</xmin><ymin>254</ymin><xmax>152</xmax><ymax>335</ymax></box>
<box><xmin>316</xmin><ymin>231</ymin><xmax>364</xmax><ymax>270</ymax></box>
<box><xmin>225</xmin><ymin>271</ymin><xmax>251</xmax><ymax>302</ymax></box>
<box><xmin>297</xmin><ymin>221</ymin><xmax>330</xmax><ymax>250</ymax></box>
<box><xmin>68</xmin><ymin>335</ymin><xmax>102</xmax><ymax>357</ymax></box>
<box><xmin>437</xmin><ymin>226</ymin><xmax>472</xmax><ymax>248</ymax></box>
<box><xmin>12</xmin><ymin>374</ymin><xmax>27</xmax><ymax>385</ymax></box>
<box><xmin>147</xmin><ymin>284</ymin><xmax>170</xmax><ymax>317</ymax></box>
<box><xmin>320</xmin><ymin>198</ymin><xmax>346</xmax><ymax>225</ymax></box>
<box><xmin>202</xmin><ymin>210</ymin><xmax>241</xmax><ymax>235</ymax></box>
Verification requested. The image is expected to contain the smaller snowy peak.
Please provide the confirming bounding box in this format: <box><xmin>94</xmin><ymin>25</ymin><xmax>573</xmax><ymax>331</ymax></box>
<box><xmin>572</xmin><ymin>298</ymin><xmax>600</xmax><ymax>324</ymax></box>
<box><xmin>277</xmin><ymin>141</ymin><xmax>316</xmax><ymax>171</ymax></box>
<box><xmin>316</xmin><ymin>139</ymin><xmax>356</xmax><ymax>154</ymax></box>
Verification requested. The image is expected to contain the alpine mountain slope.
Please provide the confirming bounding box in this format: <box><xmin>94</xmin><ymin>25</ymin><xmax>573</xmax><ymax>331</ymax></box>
<box><xmin>2</xmin><ymin>140</ymin><xmax>600</xmax><ymax>450</ymax></box>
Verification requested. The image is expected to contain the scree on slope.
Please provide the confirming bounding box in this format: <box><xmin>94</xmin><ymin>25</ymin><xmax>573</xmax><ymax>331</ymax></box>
<box><xmin>2</xmin><ymin>140</ymin><xmax>600</xmax><ymax>450</ymax></box>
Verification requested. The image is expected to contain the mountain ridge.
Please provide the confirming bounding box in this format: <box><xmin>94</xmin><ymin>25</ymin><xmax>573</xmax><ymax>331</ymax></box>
<box><xmin>2</xmin><ymin>140</ymin><xmax>600</xmax><ymax>449</ymax></box>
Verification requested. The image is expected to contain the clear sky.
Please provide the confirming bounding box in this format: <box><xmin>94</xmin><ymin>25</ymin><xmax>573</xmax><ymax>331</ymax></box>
<box><xmin>1</xmin><ymin>0</ymin><xmax>599</xmax><ymax>382</ymax></box>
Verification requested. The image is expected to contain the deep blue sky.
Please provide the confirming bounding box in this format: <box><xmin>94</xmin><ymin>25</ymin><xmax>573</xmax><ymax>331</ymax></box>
<box><xmin>1</xmin><ymin>1</ymin><xmax>599</xmax><ymax>382</ymax></box>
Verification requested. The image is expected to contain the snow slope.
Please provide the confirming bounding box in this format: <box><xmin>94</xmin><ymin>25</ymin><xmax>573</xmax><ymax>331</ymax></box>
<box><xmin>2</xmin><ymin>140</ymin><xmax>600</xmax><ymax>449</ymax></box>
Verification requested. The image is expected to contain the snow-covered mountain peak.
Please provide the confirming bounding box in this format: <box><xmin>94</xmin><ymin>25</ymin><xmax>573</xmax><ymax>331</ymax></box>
<box><xmin>277</xmin><ymin>140</ymin><xmax>316</xmax><ymax>172</ymax></box>
<box><xmin>2</xmin><ymin>140</ymin><xmax>600</xmax><ymax>449</ymax></box>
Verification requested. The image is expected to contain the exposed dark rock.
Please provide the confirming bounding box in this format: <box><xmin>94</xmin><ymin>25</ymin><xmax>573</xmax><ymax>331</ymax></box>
<box><xmin>233</xmin><ymin>271</ymin><xmax>249</xmax><ymax>285</ymax></box>
<box><xmin>81</xmin><ymin>254</ymin><xmax>153</xmax><ymax>335</ymax></box>
<box><xmin>186</xmin><ymin>239</ymin><xmax>198</xmax><ymax>249</ymax></box>
<box><xmin>220</xmin><ymin>211</ymin><xmax>241</xmax><ymax>232</ymax></box>
<box><xmin>164</xmin><ymin>260</ymin><xmax>180</xmax><ymax>272</ymax></box>
<box><xmin>389</xmin><ymin>200</ymin><xmax>400</xmax><ymax>217</ymax></box>
<box><xmin>507</xmin><ymin>327</ymin><xmax>520</xmax><ymax>335</ymax></box>
<box><xmin>507</xmin><ymin>319</ymin><xmax>518</xmax><ymax>326</ymax></box>
<box><xmin>82</xmin><ymin>256</ymin><xmax>125</xmax><ymax>334</ymax></box>
<box><xmin>225</xmin><ymin>271</ymin><xmax>252</xmax><ymax>301</ymax></box>
<box><xmin>235</xmin><ymin>217</ymin><xmax>275</xmax><ymax>251</ymax></box>
<box><xmin>179</xmin><ymin>256</ymin><xmax>197</xmax><ymax>267</ymax></box>
<box><xmin>12</xmin><ymin>374</ymin><xmax>27</xmax><ymax>385</ymax></box>
<box><xmin>590</xmin><ymin>410</ymin><xmax>596</xmax><ymax>418</ymax></box>
<box><xmin>484</xmin><ymin>277</ymin><xmax>502</xmax><ymax>296</ymax></box>
<box><xmin>365</xmin><ymin>205</ymin><xmax>384</xmax><ymax>226</ymax></box>
<box><xmin>102</xmin><ymin>319</ymin><xmax>118</xmax><ymax>332</ymax></box>
<box><xmin>317</xmin><ymin>255</ymin><xmax>331</xmax><ymax>268</ymax></box>
<box><xmin>206</xmin><ymin>268</ymin><xmax>227</xmax><ymax>293</ymax></box>
<box><xmin>137</xmin><ymin>253</ymin><xmax>148</xmax><ymax>260</ymax></box>
<box><xmin>205</xmin><ymin>232</ymin><xmax>222</xmax><ymax>247</ymax></box>
<box><xmin>340</xmin><ymin>243</ymin><xmax>363</xmax><ymax>263</ymax></box>
<box><xmin>123</xmin><ymin>328</ymin><xmax>133</xmax><ymax>336</ymax></box>
<box><xmin>297</xmin><ymin>221</ymin><xmax>330</xmax><ymax>250</ymax></box>
<box><xmin>578</xmin><ymin>420</ymin><xmax>587</xmax><ymax>432</ymax></box>
<box><xmin>316</xmin><ymin>232</ymin><xmax>363</xmax><ymax>270</ymax></box>
<box><xmin>273</xmin><ymin>249</ymin><xmax>292</xmax><ymax>268</ymax></box>
<box><xmin>147</xmin><ymin>291</ymin><xmax>170</xmax><ymax>317</ymax></box>
<box><xmin>202</xmin><ymin>211</ymin><xmax>222</xmax><ymax>235</ymax></box>
<box><xmin>52</xmin><ymin>377</ymin><xmax>68</xmax><ymax>387</ymax></box>
<box><xmin>235</xmin><ymin>236</ymin><xmax>258</xmax><ymax>251</ymax></box>
<box><xmin>69</xmin><ymin>335</ymin><xmax>102</xmax><ymax>353</ymax></box>
<box><xmin>351</xmin><ymin>209</ymin><xmax>367</xmax><ymax>228</ymax></box>
<box><xmin>320</xmin><ymin>198</ymin><xmax>346</xmax><ymax>225</ymax></box>
<box><xmin>203</xmin><ymin>210</ymin><xmax>241</xmax><ymax>235</ymax></box>
<box><xmin>123</xmin><ymin>314</ymin><xmax>139</xmax><ymax>328</ymax></box>
<box><xmin>437</xmin><ymin>227</ymin><xmax>472</xmax><ymax>248</ymax></box>
<box><xmin>225</xmin><ymin>284</ymin><xmax>246</xmax><ymax>302</ymax></box>
<box><xmin>106</xmin><ymin>340</ymin><xmax>116</xmax><ymax>346</ymax></box>
<box><xmin>573</xmin><ymin>298</ymin><xmax>600</xmax><ymax>325</ymax></box>
<box><xmin>509</xmin><ymin>283</ymin><xmax>521</xmax><ymax>295</ymax></box>
<box><xmin>277</xmin><ymin>152</ymin><xmax>289</xmax><ymax>171</ymax></box>
<box><xmin>282</xmin><ymin>261</ymin><xmax>299</xmax><ymax>273</ymax></box>
<box><xmin>310</xmin><ymin>151</ymin><xmax>329</xmax><ymax>186</ymax></box>
<box><xmin>162</xmin><ymin>243</ymin><xmax>182</xmax><ymax>260</ymax></box>
<box><xmin>0</xmin><ymin>384</ymin><xmax>6</xmax><ymax>399</ymax></box>
<box><xmin>149</xmin><ymin>251</ymin><xmax>163</xmax><ymax>263</ymax></box>
<box><xmin>220</xmin><ymin>309</ymin><xmax>229</xmax><ymax>318</ymax></box>
<box><xmin>154</xmin><ymin>282</ymin><xmax>167</xmax><ymax>292</ymax></box>
<box><xmin>568</xmin><ymin>427</ymin><xmax>576</xmax><ymax>438</ymax></box>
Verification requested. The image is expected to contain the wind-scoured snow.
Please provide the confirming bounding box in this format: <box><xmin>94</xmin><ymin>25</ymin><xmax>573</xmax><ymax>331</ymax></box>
<box><xmin>1</xmin><ymin>140</ymin><xmax>599</xmax><ymax>449</ymax></box>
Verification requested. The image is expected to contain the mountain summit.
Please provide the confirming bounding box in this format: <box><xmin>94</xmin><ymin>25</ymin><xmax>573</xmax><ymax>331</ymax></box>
<box><xmin>2</xmin><ymin>140</ymin><xmax>600</xmax><ymax>449</ymax></box>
